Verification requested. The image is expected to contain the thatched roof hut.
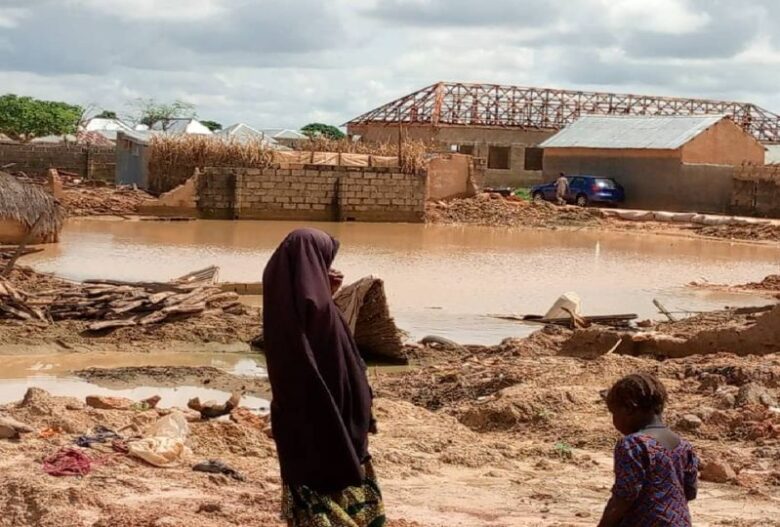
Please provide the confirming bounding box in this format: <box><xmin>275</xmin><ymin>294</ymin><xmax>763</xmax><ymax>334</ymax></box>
<box><xmin>0</xmin><ymin>171</ymin><xmax>64</xmax><ymax>244</ymax></box>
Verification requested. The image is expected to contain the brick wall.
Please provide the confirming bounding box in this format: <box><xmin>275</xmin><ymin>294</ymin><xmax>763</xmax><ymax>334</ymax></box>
<box><xmin>0</xmin><ymin>144</ymin><xmax>116</xmax><ymax>181</ymax></box>
<box><xmin>732</xmin><ymin>164</ymin><xmax>780</xmax><ymax>218</ymax></box>
<box><xmin>199</xmin><ymin>165</ymin><xmax>426</xmax><ymax>222</ymax></box>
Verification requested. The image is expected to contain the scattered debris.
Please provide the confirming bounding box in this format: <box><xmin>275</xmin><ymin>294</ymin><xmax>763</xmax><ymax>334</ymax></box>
<box><xmin>188</xmin><ymin>393</ymin><xmax>241</xmax><ymax>420</ymax></box>
<box><xmin>0</xmin><ymin>265</ymin><xmax>244</xmax><ymax>332</ymax></box>
<box><xmin>60</xmin><ymin>185</ymin><xmax>153</xmax><ymax>217</ymax></box>
<box><xmin>43</xmin><ymin>448</ymin><xmax>92</xmax><ymax>477</ymax></box>
<box><xmin>426</xmin><ymin>195</ymin><xmax>601</xmax><ymax>228</ymax></box>
<box><xmin>0</xmin><ymin>415</ymin><xmax>34</xmax><ymax>439</ymax></box>
<box><xmin>193</xmin><ymin>460</ymin><xmax>246</xmax><ymax>481</ymax></box>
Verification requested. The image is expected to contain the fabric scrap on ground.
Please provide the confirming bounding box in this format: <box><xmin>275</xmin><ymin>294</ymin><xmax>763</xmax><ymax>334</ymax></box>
<box><xmin>43</xmin><ymin>448</ymin><xmax>91</xmax><ymax>477</ymax></box>
<box><xmin>75</xmin><ymin>426</ymin><xmax>122</xmax><ymax>448</ymax></box>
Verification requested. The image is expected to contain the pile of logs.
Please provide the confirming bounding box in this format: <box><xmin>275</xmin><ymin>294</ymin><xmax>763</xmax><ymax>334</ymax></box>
<box><xmin>0</xmin><ymin>266</ymin><xmax>244</xmax><ymax>332</ymax></box>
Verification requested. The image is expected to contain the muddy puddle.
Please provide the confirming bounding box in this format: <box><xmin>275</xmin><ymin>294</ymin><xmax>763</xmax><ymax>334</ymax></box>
<box><xmin>0</xmin><ymin>352</ymin><xmax>269</xmax><ymax>410</ymax></box>
<box><xmin>26</xmin><ymin>218</ymin><xmax>780</xmax><ymax>344</ymax></box>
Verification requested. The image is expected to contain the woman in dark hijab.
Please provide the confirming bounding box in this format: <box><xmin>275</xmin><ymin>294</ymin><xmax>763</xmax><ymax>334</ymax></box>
<box><xmin>263</xmin><ymin>228</ymin><xmax>385</xmax><ymax>527</ymax></box>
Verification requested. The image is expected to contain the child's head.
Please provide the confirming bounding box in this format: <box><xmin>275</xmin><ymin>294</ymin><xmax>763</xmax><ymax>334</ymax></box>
<box><xmin>606</xmin><ymin>373</ymin><xmax>668</xmax><ymax>435</ymax></box>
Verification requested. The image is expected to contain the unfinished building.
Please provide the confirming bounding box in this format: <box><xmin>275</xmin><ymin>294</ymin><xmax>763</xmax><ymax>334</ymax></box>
<box><xmin>346</xmin><ymin>82</ymin><xmax>780</xmax><ymax>188</ymax></box>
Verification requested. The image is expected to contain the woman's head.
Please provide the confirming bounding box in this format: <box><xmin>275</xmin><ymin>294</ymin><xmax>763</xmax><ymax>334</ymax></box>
<box><xmin>606</xmin><ymin>373</ymin><xmax>668</xmax><ymax>435</ymax></box>
<box><xmin>283</xmin><ymin>229</ymin><xmax>340</xmax><ymax>268</ymax></box>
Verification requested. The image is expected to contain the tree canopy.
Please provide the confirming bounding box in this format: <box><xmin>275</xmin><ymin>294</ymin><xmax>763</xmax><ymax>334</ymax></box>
<box><xmin>134</xmin><ymin>98</ymin><xmax>196</xmax><ymax>129</ymax></box>
<box><xmin>301</xmin><ymin>123</ymin><xmax>345</xmax><ymax>140</ymax></box>
<box><xmin>95</xmin><ymin>110</ymin><xmax>118</xmax><ymax>119</ymax></box>
<box><xmin>200</xmin><ymin>120</ymin><xmax>223</xmax><ymax>132</ymax></box>
<box><xmin>0</xmin><ymin>94</ymin><xmax>83</xmax><ymax>142</ymax></box>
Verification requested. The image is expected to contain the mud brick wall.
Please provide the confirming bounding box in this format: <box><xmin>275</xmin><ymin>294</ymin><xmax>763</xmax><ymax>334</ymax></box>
<box><xmin>196</xmin><ymin>169</ymin><xmax>237</xmax><ymax>219</ymax></box>
<box><xmin>200</xmin><ymin>165</ymin><xmax>426</xmax><ymax>222</ymax></box>
<box><xmin>0</xmin><ymin>144</ymin><xmax>115</xmax><ymax>181</ymax></box>
<box><xmin>732</xmin><ymin>164</ymin><xmax>780</xmax><ymax>218</ymax></box>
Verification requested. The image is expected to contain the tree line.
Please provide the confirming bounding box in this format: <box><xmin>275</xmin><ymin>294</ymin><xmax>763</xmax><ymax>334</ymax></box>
<box><xmin>0</xmin><ymin>94</ymin><xmax>345</xmax><ymax>143</ymax></box>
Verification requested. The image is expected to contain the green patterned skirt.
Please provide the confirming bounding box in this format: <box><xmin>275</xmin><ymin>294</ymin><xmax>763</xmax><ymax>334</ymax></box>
<box><xmin>282</xmin><ymin>463</ymin><xmax>386</xmax><ymax>527</ymax></box>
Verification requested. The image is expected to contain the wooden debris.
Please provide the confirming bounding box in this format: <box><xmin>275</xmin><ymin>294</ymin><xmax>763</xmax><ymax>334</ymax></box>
<box><xmin>0</xmin><ymin>266</ymin><xmax>245</xmax><ymax>332</ymax></box>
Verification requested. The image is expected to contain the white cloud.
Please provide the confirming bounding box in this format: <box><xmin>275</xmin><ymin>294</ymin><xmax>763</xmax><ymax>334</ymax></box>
<box><xmin>0</xmin><ymin>7</ymin><xmax>28</xmax><ymax>28</ymax></box>
<box><xmin>69</xmin><ymin>0</ymin><xmax>226</xmax><ymax>21</ymax></box>
<box><xmin>0</xmin><ymin>0</ymin><xmax>778</xmax><ymax>130</ymax></box>
<box><xmin>604</xmin><ymin>0</ymin><xmax>710</xmax><ymax>34</ymax></box>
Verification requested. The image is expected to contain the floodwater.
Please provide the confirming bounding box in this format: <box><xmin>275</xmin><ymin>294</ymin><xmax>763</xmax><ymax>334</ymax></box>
<box><xmin>0</xmin><ymin>352</ymin><xmax>269</xmax><ymax>408</ymax></box>
<box><xmin>26</xmin><ymin>218</ymin><xmax>780</xmax><ymax>345</ymax></box>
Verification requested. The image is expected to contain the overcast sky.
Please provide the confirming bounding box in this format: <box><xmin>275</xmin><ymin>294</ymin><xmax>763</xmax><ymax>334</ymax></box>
<box><xmin>1</xmin><ymin>0</ymin><xmax>779</xmax><ymax>129</ymax></box>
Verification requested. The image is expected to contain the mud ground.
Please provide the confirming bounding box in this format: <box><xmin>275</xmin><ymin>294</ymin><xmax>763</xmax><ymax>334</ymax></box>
<box><xmin>2</xmin><ymin>314</ymin><xmax>780</xmax><ymax>526</ymax></box>
<box><xmin>426</xmin><ymin>196</ymin><xmax>780</xmax><ymax>244</ymax></box>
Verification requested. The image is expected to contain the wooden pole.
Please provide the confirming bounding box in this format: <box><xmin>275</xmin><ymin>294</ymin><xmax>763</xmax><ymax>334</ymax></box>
<box><xmin>1</xmin><ymin>214</ymin><xmax>44</xmax><ymax>277</ymax></box>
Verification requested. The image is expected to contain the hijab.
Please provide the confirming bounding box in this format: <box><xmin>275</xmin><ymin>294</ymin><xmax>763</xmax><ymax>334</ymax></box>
<box><xmin>262</xmin><ymin>228</ymin><xmax>373</xmax><ymax>492</ymax></box>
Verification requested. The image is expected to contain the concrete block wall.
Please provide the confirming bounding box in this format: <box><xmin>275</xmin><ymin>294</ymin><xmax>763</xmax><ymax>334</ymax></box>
<box><xmin>200</xmin><ymin>165</ymin><xmax>426</xmax><ymax>222</ymax></box>
<box><xmin>0</xmin><ymin>144</ymin><xmax>115</xmax><ymax>181</ymax></box>
<box><xmin>732</xmin><ymin>165</ymin><xmax>780</xmax><ymax>218</ymax></box>
<box><xmin>338</xmin><ymin>168</ymin><xmax>426</xmax><ymax>222</ymax></box>
<box><xmin>235</xmin><ymin>167</ymin><xmax>339</xmax><ymax>221</ymax></box>
<box><xmin>196</xmin><ymin>168</ymin><xmax>236</xmax><ymax>219</ymax></box>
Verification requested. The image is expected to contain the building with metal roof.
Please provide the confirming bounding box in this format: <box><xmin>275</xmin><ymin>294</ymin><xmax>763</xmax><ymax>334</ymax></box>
<box><xmin>151</xmin><ymin>118</ymin><xmax>213</xmax><ymax>136</ymax></box>
<box><xmin>259</xmin><ymin>128</ymin><xmax>307</xmax><ymax>148</ymax></box>
<box><xmin>539</xmin><ymin>115</ymin><xmax>727</xmax><ymax>150</ymax></box>
<box><xmin>218</xmin><ymin>123</ymin><xmax>288</xmax><ymax>149</ymax></box>
<box><xmin>541</xmin><ymin>115</ymin><xmax>765</xmax><ymax>213</ymax></box>
<box><xmin>346</xmin><ymin>82</ymin><xmax>780</xmax><ymax>188</ymax></box>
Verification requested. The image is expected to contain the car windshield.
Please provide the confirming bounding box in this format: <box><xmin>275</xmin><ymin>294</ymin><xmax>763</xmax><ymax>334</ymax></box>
<box><xmin>595</xmin><ymin>178</ymin><xmax>617</xmax><ymax>189</ymax></box>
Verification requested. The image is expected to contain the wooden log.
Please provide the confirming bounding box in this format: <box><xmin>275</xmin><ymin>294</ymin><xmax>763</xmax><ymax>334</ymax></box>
<box><xmin>87</xmin><ymin>319</ymin><xmax>137</xmax><ymax>331</ymax></box>
<box><xmin>138</xmin><ymin>311</ymin><xmax>168</xmax><ymax>325</ymax></box>
<box><xmin>162</xmin><ymin>303</ymin><xmax>205</xmax><ymax>315</ymax></box>
<box><xmin>0</xmin><ymin>303</ymin><xmax>32</xmax><ymax>320</ymax></box>
<box><xmin>110</xmin><ymin>300</ymin><xmax>147</xmax><ymax>315</ymax></box>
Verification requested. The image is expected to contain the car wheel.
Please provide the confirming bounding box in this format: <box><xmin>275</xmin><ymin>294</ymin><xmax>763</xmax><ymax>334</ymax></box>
<box><xmin>575</xmin><ymin>194</ymin><xmax>588</xmax><ymax>207</ymax></box>
<box><xmin>532</xmin><ymin>192</ymin><xmax>544</xmax><ymax>202</ymax></box>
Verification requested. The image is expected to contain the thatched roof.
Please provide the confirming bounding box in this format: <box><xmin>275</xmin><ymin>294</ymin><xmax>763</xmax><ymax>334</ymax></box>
<box><xmin>0</xmin><ymin>171</ymin><xmax>64</xmax><ymax>238</ymax></box>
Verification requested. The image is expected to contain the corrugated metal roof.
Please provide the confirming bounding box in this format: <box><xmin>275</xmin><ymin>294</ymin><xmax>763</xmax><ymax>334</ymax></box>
<box><xmin>540</xmin><ymin>114</ymin><xmax>727</xmax><ymax>150</ymax></box>
<box><xmin>260</xmin><ymin>128</ymin><xmax>307</xmax><ymax>140</ymax></box>
<box><xmin>151</xmin><ymin>119</ymin><xmax>213</xmax><ymax>135</ymax></box>
<box><xmin>218</xmin><ymin>123</ymin><xmax>290</xmax><ymax>150</ymax></box>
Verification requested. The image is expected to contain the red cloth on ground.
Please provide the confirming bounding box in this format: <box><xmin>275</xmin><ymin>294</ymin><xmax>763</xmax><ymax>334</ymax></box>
<box><xmin>43</xmin><ymin>448</ymin><xmax>91</xmax><ymax>477</ymax></box>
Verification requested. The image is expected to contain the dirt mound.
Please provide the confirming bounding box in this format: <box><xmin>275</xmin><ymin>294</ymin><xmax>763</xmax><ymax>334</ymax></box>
<box><xmin>426</xmin><ymin>195</ymin><xmax>601</xmax><ymax>228</ymax></box>
<box><xmin>61</xmin><ymin>185</ymin><xmax>153</xmax><ymax>217</ymax></box>
<box><xmin>559</xmin><ymin>305</ymin><xmax>780</xmax><ymax>360</ymax></box>
<box><xmin>698</xmin><ymin>223</ymin><xmax>780</xmax><ymax>243</ymax></box>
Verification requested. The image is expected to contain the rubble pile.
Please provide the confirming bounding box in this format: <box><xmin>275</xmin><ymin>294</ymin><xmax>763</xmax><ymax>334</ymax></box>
<box><xmin>698</xmin><ymin>222</ymin><xmax>780</xmax><ymax>243</ymax></box>
<box><xmin>61</xmin><ymin>185</ymin><xmax>152</xmax><ymax>216</ymax></box>
<box><xmin>0</xmin><ymin>265</ymin><xmax>246</xmax><ymax>332</ymax></box>
<box><xmin>426</xmin><ymin>194</ymin><xmax>602</xmax><ymax>228</ymax></box>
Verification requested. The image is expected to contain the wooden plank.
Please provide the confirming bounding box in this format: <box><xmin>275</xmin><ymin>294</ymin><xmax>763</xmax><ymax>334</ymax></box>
<box><xmin>87</xmin><ymin>319</ymin><xmax>137</xmax><ymax>331</ymax></box>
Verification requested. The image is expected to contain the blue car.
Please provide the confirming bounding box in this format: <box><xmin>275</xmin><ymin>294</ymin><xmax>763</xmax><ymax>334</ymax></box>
<box><xmin>531</xmin><ymin>175</ymin><xmax>625</xmax><ymax>207</ymax></box>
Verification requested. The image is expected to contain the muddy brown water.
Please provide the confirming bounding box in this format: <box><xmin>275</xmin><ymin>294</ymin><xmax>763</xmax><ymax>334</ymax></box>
<box><xmin>0</xmin><ymin>352</ymin><xmax>269</xmax><ymax>409</ymax></box>
<box><xmin>26</xmin><ymin>218</ymin><xmax>780</xmax><ymax>345</ymax></box>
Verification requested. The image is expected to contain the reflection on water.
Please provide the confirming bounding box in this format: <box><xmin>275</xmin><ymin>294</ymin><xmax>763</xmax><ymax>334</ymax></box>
<box><xmin>0</xmin><ymin>352</ymin><xmax>266</xmax><ymax>379</ymax></box>
<box><xmin>0</xmin><ymin>376</ymin><xmax>269</xmax><ymax>409</ymax></box>
<box><xmin>0</xmin><ymin>352</ymin><xmax>269</xmax><ymax>409</ymax></box>
<box><xmin>26</xmin><ymin>219</ymin><xmax>780</xmax><ymax>344</ymax></box>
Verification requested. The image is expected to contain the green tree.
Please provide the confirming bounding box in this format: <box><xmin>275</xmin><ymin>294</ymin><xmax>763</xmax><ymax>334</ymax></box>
<box><xmin>95</xmin><ymin>110</ymin><xmax>118</xmax><ymax>119</ymax></box>
<box><xmin>301</xmin><ymin>123</ymin><xmax>345</xmax><ymax>140</ymax></box>
<box><xmin>0</xmin><ymin>94</ymin><xmax>83</xmax><ymax>142</ymax></box>
<box><xmin>200</xmin><ymin>120</ymin><xmax>223</xmax><ymax>132</ymax></box>
<box><xmin>133</xmin><ymin>98</ymin><xmax>196</xmax><ymax>130</ymax></box>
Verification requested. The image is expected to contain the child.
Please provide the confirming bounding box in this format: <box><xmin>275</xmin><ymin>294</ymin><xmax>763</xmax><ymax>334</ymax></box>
<box><xmin>598</xmin><ymin>373</ymin><xmax>699</xmax><ymax>527</ymax></box>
